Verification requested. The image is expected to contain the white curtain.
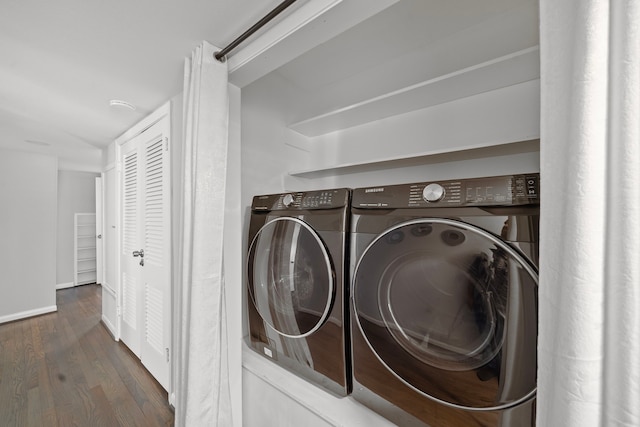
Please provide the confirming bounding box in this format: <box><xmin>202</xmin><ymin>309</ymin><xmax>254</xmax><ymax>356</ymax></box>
<box><xmin>538</xmin><ymin>1</ymin><xmax>640</xmax><ymax>426</ymax></box>
<box><xmin>176</xmin><ymin>41</ymin><xmax>233</xmax><ymax>426</ymax></box>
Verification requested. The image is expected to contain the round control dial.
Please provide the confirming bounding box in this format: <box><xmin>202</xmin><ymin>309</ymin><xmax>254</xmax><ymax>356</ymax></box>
<box><xmin>422</xmin><ymin>183</ymin><xmax>445</xmax><ymax>203</ymax></box>
<box><xmin>282</xmin><ymin>193</ymin><xmax>295</xmax><ymax>207</ymax></box>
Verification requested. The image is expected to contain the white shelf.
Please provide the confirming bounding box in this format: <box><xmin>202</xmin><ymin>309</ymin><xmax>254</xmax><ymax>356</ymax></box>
<box><xmin>74</xmin><ymin>213</ymin><xmax>97</xmax><ymax>286</ymax></box>
<box><xmin>288</xmin><ymin>47</ymin><xmax>539</xmax><ymax>138</ymax></box>
<box><xmin>289</xmin><ymin>138</ymin><xmax>539</xmax><ymax>179</ymax></box>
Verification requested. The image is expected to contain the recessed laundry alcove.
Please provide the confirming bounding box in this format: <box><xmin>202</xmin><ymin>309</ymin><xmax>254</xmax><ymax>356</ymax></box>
<box><xmin>237</xmin><ymin>0</ymin><xmax>540</xmax><ymax>425</ymax></box>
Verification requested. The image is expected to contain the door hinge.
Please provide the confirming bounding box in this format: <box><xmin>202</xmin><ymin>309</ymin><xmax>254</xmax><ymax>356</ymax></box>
<box><xmin>164</xmin><ymin>137</ymin><xmax>169</xmax><ymax>152</ymax></box>
<box><xmin>166</xmin><ymin>347</ymin><xmax>170</xmax><ymax>362</ymax></box>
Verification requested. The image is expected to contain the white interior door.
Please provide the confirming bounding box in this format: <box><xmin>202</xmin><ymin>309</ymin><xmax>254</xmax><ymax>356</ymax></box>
<box><xmin>103</xmin><ymin>167</ymin><xmax>119</xmax><ymax>337</ymax></box>
<box><xmin>120</xmin><ymin>137</ymin><xmax>143</xmax><ymax>356</ymax></box>
<box><xmin>95</xmin><ymin>177</ymin><xmax>104</xmax><ymax>285</ymax></box>
<box><xmin>139</xmin><ymin>121</ymin><xmax>171</xmax><ymax>390</ymax></box>
<box><xmin>119</xmin><ymin>115</ymin><xmax>171</xmax><ymax>390</ymax></box>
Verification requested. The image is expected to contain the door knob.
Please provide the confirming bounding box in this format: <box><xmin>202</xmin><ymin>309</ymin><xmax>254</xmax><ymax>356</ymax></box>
<box><xmin>133</xmin><ymin>249</ymin><xmax>144</xmax><ymax>258</ymax></box>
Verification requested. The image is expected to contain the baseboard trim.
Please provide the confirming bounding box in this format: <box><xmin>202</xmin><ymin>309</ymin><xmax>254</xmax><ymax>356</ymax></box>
<box><xmin>101</xmin><ymin>315</ymin><xmax>118</xmax><ymax>340</ymax></box>
<box><xmin>0</xmin><ymin>305</ymin><xmax>58</xmax><ymax>324</ymax></box>
<box><xmin>56</xmin><ymin>282</ymin><xmax>75</xmax><ymax>290</ymax></box>
<box><xmin>101</xmin><ymin>282</ymin><xmax>117</xmax><ymax>297</ymax></box>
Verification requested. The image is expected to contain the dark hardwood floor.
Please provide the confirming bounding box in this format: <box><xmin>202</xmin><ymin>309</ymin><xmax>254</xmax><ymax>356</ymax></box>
<box><xmin>0</xmin><ymin>284</ymin><xmax>174</xmax><ymax>426</ymax></box>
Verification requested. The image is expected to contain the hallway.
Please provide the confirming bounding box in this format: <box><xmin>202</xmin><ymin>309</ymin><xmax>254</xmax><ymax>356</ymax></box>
<box><xmin>0</xmin><ymin>284</ymin><xmax>174</xmax><ymax>426</ymax></box>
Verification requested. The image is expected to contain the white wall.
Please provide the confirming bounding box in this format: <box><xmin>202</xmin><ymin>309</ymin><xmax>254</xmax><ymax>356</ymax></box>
<box><xmin>0</xmin><ymin>149</ymin><xmax>57</xmax><ymax>323</ymax></box>
<box><xmin>288</xmin><ymin>79</ymin><xmax>540</xmax><ymax>190</ymax></box>
<box><xmin>240</xmin><ymin>69</ymin><xmax>312</xmax><ymax>206</ymax></box>
<box><xmin>101</xmin><ymin>165</ymin><xmax>118</xmax><ymax>337</ymax></box>
<box><xmin>226</xmin><ymin>83</ymin><xmax>244</xmax><ymax>427</ymax></box>
<box><xmin>169</xmin><ymin>93</ymin><xmax>184</xmax><ymax>407</ymax></box>
<box><xmin>240</xmin><ymin>75</ymin><xmax>540</xmax><ymax>425</ymax></box>
<box><xmin>103</xmin><ymin>140</ymin><xmax>116</xmax><ymax>169</ymax></box>
<box><xmin>56</xmin><ymin>170</ymin><xmax>100</xmax><ymax>287</ymax></box>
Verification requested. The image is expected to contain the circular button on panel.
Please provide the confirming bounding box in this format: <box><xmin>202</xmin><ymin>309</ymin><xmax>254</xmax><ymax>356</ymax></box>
<box><xmin>282</xmin><ymin>193</ymin><xmax>295</xmax><ymax>207</ymax></box>
<box><xmin>423</xmin><ymin>183</ymin><xmax>445</xmax><ymax>202</ymax></box>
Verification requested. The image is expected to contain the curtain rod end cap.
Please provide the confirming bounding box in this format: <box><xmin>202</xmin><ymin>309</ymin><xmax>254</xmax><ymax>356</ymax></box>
<box><xmin>214</xmin><ymin>51</ymin><xmax>227</xmax><ymax>63</ymax></box>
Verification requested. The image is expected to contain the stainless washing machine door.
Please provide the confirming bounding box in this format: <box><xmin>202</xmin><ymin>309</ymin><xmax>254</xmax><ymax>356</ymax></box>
<box><xmin>353</xmin><ymin>218</ymin><xmax>538</xmax><ymax>410</ymax></box>
<box><xmin>248</xmin><ymin>217</ymin><xmax>335</xmax><ymax>338</ymax></box>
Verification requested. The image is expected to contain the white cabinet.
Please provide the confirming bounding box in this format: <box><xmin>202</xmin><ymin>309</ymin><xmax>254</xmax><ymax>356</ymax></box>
<box><xmin>74</xmin><ymin>213</ymin><xmax>97</xmax><ymax>286</ymax></box>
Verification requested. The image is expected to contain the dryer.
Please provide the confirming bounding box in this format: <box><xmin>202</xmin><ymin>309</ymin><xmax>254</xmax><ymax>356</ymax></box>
<box><xmin>350</xmin><ymin>174</ymin><xmax>539</xmax><ymax>426</ymax></box>
<box><xmin>246</xmin><ymin>188</ymin><xmax>351</xmax><ymax>396</ymax></box>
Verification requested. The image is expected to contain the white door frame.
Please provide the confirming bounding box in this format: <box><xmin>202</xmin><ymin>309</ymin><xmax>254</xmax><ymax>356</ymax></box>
<box><xmin>95</xmin><ymin>176</ymin><xmax>104</xmax><ymax>285</ymax></box>
<box><xmin>100</xmin><ymin>164</ymin><xmax>119</xmax><ymax>339</ymax></box>
<box><xmin>114</xmin><ymin>101</ymin><xmax>172</xmax><ymax>393</ymax></box>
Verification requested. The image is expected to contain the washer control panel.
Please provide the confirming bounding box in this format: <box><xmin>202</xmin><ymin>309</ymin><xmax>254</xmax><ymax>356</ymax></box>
<box><xmin>422</xmin><ymin>183</ymin><xmax>446</xmax><ymax>202</ymax></box>
<box><xmin>353</xmin><ymin>174</ymin><xmax>540</xmax><ymax>209</ymax></box>
<box><xmin>252</xmin><ymin>188</ymin><xmax>350</xmax><ymax>211</ymax></box>
<box><xmin>282</xmin><ymin>193</ymin><xmax>295</xmax><ymax>207</ymax></box>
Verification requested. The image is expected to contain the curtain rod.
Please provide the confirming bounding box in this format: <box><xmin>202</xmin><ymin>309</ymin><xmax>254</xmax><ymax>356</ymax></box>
<box><xmin>215</xmin><ymin>0</ymin><xmax>299</xmax><ymax>62</ymax></box>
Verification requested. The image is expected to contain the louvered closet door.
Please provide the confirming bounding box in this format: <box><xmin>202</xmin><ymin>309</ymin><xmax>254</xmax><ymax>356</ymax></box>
<box><xmin>139</xmin><ymin>122</ymin><xmax>170</xmax><ymax>390</ymax></box>
<box><xmin>120</xmin><ymin>137</ymin><xmax>143</xmax><ymax>356</ymax></box>
<box><xmin>119</xmin><ymin>118</ymin><xmax>171</xmax><ymax>391</ymax></box>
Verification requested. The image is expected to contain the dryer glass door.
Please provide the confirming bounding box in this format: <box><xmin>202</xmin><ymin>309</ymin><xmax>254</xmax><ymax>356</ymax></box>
<box><xmin>353</xmin><ymin>218</ymin><xmax>538</xmax><ymax>410</ymax></box>
<box><xmin>248</xmin><ymin>217</ymin><xmax>335</xmax><ymax>338</ymax></box>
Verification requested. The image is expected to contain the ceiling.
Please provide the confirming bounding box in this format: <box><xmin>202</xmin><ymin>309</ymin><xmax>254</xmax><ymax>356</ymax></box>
<box><xmin>0</xmin><ymin>0</ymin><xmax>288</xmax><ymax>172</ymax></box>
<box><xmin>0</xmin><ymin>0</ymin><xmax>538</xmax><ymax>173</ymax></box>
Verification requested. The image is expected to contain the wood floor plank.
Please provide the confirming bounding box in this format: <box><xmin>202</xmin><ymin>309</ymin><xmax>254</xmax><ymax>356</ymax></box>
<box><xmin>81</xmin><ymin>329</ymin><xmax>151</xmax><ymax>426</ymax></box>
<box><xmin>0</xmin><ymin>284</ymin><xmax>175</xmax><ymax>426</ymax></box>
<box><xmin>88</xmin><ymin>384</ymin><xmax>121</xmax><ymax>427</ymax></box>
<box><xmin>26</xmin><ymin>386</ymin><xmax>42</xmax><ymax>427</ymax></box>
<box><xmin>6</xmin><ymin>321</ymin><xmax>28</xmax><ymax>426</ymax></box>
<box><xmin>70</xmin><ymin>380</ymin><xmax>101</xmax><ymax>426</ymax></box>
<box><xmin>22</xmin><ymin>321</ymin><xmax>39</xmax><ymax>390</ymax></box>
<box><xmin>36</xmin><ymin>355</ymin><xmax>56</xmax><ymax>419</ymax></box>
<box><xmin>30</xmin><ymin>315</ymin><xmax>45</xmax><ymax>361</ymax></box>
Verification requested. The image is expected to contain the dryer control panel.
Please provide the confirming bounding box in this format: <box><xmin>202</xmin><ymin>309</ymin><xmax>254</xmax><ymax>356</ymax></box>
<box><xmin>353</xmin><ymin>174</ymin><xmax>539</xmax><ymax>209</ymax></box>
<box><xmin>252</xmin><ymin>188</ymin><xmax>350</xmax><ymax>211</ymax></box>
